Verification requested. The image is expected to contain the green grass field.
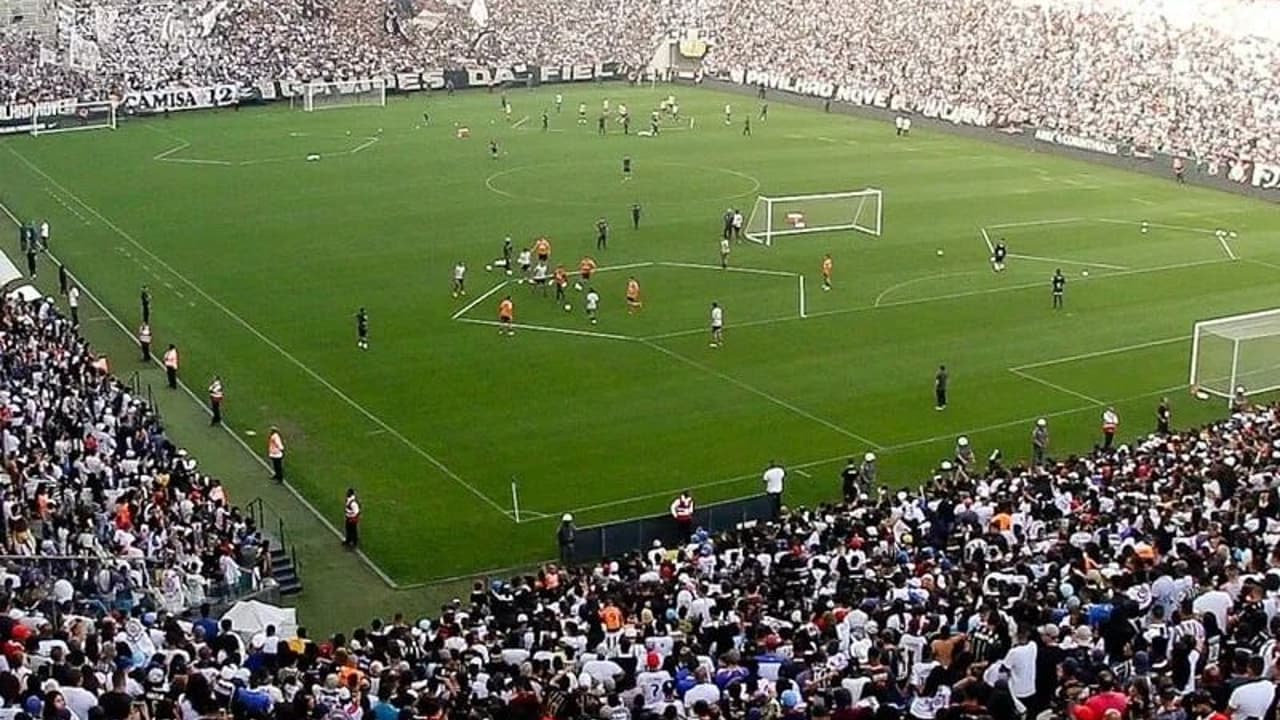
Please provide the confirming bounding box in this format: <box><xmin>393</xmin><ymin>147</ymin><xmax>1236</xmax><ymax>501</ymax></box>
<box><xmin>2</xmin><ymin>84</ymin><xmax>1279</xmax><ymax>587</ymax></box>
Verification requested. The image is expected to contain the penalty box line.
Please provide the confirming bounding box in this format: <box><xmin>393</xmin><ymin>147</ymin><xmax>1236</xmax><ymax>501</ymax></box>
<box><xmin>1006</xmin><ymin>334</ymin><xmax>1189</xmax><ymax>407</ymax></box>
<box><xmin>3</xmin><ymin>143</ymin><xmax>517</xmax><ymax>528</ymax></box>
<box><xmin>979</xmin><ymin>219</ymin><xmax>1129</xmax><ymax>270</ymax></box>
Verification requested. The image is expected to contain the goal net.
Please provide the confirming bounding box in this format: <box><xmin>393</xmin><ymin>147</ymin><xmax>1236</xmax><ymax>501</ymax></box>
<box><xmin>295</xmin><ymin>79</ymin><xmax>387</xmax><ymax>112</ymax></box>
<box><xmin>744</xmin><ymin>189</ymin><xmax>882</xmax><ymax>246</ymax></box>
<box><xmin>32</xmin><ymin>100</ymin><xmax>117</xmax><ymax>136</ymax></box>
<box><xmin>1190</xmin><ymin>309</ymin><xmax>1280</xmax><ymax>402</ymax></box>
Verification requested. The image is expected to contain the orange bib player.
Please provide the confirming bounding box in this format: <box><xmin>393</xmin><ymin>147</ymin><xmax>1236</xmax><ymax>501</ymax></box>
<box><xmin>578</xmin><ymin>256</ymin><xmax>597</xmax><ymax>285</ymax></box>
<box><xmin>553</xmin><ymin>266</ymin><xmax>569</xmax><ymax>302</ymax></box>
<box><xmin>534</xmin><ymin>237</ymin><xmax>552</xmax><ymax>263</ymax></box>
<box><xmin>822</xmin><ymin>254</ymin><xmax>833</xmax><ymax>290</ymax></box>
<box><xmin>626</xmin><ymin>276</ymin><xmax>643</xmax><ymax>314</ymax></box>
<box><xmin>498</xmin><ymin>296</ymin><xmax>515</xmax><ymax>335</ymax></box>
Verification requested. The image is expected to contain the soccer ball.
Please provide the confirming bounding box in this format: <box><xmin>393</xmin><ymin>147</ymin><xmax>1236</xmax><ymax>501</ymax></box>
<box><xmin>563</xmin><ymin>304</ymin><xmax>572</xmax><ymax>312</ymax></box>
<box><xmin>1230</xmin><ymin>231</ymin><xmax>1238</xmax><ymax>238</ymax></box>
<box><xmin>485</xmin><ymin>264</ymin><xmax>492</xmax><ymax>272</ymax></box>
<box><xmin>936</xmin><ymin>249</ymin><xmax>944</xmax><ymax>257</ymax></box>
<box><xmin>505</xmin><ymin>269</ymin><xmax>513</xmax><ymax>276</ymax></box>
<box><xmin>1082</xmin><ymin>270</ymin><xmax>1089</xmax><ymax>277</ymax></box>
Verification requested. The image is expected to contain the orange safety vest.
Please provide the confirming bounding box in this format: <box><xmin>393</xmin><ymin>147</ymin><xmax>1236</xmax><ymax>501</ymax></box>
<box><xmin>163</xmin><ymin>348</ymin><xmax>179</xmax><ymax>369</ymax></box>
<box><xmin>267</xmin><ymin>432</ymin><xmax>284</xmax><ymax>458</ymax></box>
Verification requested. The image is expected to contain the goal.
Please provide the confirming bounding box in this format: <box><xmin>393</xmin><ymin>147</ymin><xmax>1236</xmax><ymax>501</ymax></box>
<box><xmin>1189</xmin><ymin>309</ymin><xmax>1280</xmax><ymax>403</ymax></box>
<box><xmin>32</xmin><ymin>100</ymin><xmax>117</xmax><ymax>136</ymax></box>
<box><xmin>295</xmin><ymin>78</ymin><xmax>387</xmax><ymax>112</ymax></box>
<box><xmin>743</xmin><ymin>189</ymin><xmax>882</xmax><ymax>246</ymax></box>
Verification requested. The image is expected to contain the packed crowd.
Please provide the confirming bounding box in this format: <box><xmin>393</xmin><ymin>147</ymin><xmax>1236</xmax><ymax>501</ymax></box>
<box><xmin>2</xmin><ymin>0</ymin><xmax>1278</xmax><ymax>164</ymax></box>
<box><xmin>0</xmin><ymin>292</ymin><xmax>268</xmax><ymax>621</ymax></box>
<box><xmin>7</xmin><ymin>368</ymin><xmax>1280</xmax><ymax>720</ymax></box>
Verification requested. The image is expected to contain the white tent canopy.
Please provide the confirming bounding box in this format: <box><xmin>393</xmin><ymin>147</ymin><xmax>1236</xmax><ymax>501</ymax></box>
<box><xmin>220</xmin><ymin>600</ymin><xmax>297</xmax><ymax>640</ymax></box>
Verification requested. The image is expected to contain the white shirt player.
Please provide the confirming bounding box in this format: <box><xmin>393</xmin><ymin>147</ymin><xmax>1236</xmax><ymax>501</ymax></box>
<box><xmin>585</xmin><ymin>290</ymin><xmax>600</xmax><ymax>312</ymax></box>
<box><xmin>724</xmin><ymin>103</ymin><xmax>732</xmax><ymax>119</ymax></box>
<box><xmin>710</xmin><ymin>305</ymin><xmax>723</xmax><ymax>329</ymax></box>
<box><xmin>602</xmin><ymin>98</ymin><xmax>610</xmax><ymax>112</ymax></box>
<box><xmin>39</xmin><ymin>221</ymin><xmax>49</xmax><ymax>241</ymax></box>
<box><xmin>517</xmin><ymin>249</ymin><xmax>532</xmax><ymax>268</ymax></box>
<box><xmin>618</xmin><ymin>103</ymin><xmax>628</xmax><ymax>118</ymax></box>
<box><xmin>720</xmin><ymin>239</ymin><xmax>730</xmax><ymax>256</ymax></box>
<box><xmin>454</xmin><ymin>262</ymin><xmax>466</xmax><ymax>280</ymax></box>
<box><xmin>555</xmin><ymin>93</ymin><xmax>562</xmax><ymax>106</ymax></box>
<box><xmin>732</xmin><ymin>212</ymin><xmax>744</xmax><ymax>230</ymax></box>
<box><xmin>532</xmin><ymin>263</ymin><xmax>548</xmax><ymax>282</ymax></box>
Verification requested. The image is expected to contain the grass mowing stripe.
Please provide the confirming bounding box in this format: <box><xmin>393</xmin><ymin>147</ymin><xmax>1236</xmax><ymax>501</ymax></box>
<box><xmin>3</xmin><ymin>143</ymin><xmax>514</xmax><ymax>524</ymax></box>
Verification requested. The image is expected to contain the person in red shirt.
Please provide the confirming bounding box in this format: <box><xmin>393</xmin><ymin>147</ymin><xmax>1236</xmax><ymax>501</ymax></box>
<box><xmin>1083</xmin><ymin>673</ymin><xmax>1129</xmax><ymax>720</ymax></box>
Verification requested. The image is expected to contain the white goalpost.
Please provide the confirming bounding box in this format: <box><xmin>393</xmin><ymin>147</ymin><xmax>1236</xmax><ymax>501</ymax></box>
<box><xmin>744</xmin><ymin>188</ymin><xmax>882</xmax><ymax>246</ymax></box>
<box><xmin>294</xmin><ymin>78</ymin><xmax>388</xmax><ymax>112</ymax></box>
<box><xmin>1189</xmin><ymin>308</ymin><xmax>1280</xmax><ymax>404</ymax></box>
<box><xmin>31</xmin><ymin>100</ymin><xmax>117</xmax><ymax>136</ymax></box>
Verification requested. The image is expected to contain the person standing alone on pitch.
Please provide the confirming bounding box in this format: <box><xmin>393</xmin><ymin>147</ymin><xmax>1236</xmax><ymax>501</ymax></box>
<box><xmin>631</xmin><ymin>203</ymin><xmax>641</xmax><ymax>229</ymax></box>
<box><xmin>557</xmin><ymin>514</ymin><xmax>575</xmax><ymax>565</ymax></box>
<box><xmin>343</xmin><ymin>488</ymin><xmax>361</xmax><ymax>548</ymax></box>
<box><xmin>1156</xmin><ymin>397</ymin><xmax>1171</xmax><ymax>434</ymax></box>
<box><xmin>670</xmin><ymin>491</ymin><xmax>695</xmax><ymax>539</ymax></box>
<box><xmin>1032</xmin><ymin>418</ymin><xmax>1049</xmax><ymax>466</ymax></box>
<box><xmin>1101</xmin><ymin>407</ymin><xmax>1119</xmax><ymax>450</ymax></box>
<box><xmin>762</xmin><ymin>460</ymin><xmax>785</xmax><ymax>518</ymax></box>
<box><xmin>140</xmin><ymin>285</ymin><xmax>152</xmax><ymax>324</ymax></box>
<box><xmin>1052</xmin><ymin>269</ymin><xmax>1066</xmax><ymax>310</ymax></box>
<box><xmin>267</xmin><ymin>426</ymin><xmax>285</xmax><ymax>482</ymax></box>
<box><xmin>208</xmin><ymin>375</ymin><xmax>224</xmax><ymax>425</ymax></box>
<box><xmin>67</xmin><ymin>285</ymin><xmax>80</xmax><ymax>327</ymax></box>
<box><xmin>163</xmin><ymin>344</ymin><xmax>179</xmax><ymax>389</ymax></box>
<box><xmin>934</xmin><ymin>364</ymin><xmax>948</xmax><ymax>410</ymax></box>
<box><xmin>138</xmin><ymin>322</ymin><xmax>152</xmax><ymax>362</ymax></box>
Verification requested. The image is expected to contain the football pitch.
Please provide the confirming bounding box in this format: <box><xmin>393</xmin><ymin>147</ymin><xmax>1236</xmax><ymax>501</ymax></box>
<box><xmin>2</xmin><ymin>84</ymin><xmax>1279</xmax><ymax>585</ymax></box>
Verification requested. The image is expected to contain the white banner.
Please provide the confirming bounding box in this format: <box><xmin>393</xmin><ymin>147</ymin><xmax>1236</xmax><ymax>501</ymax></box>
<box><xmin>121</xmin><ymin>84</ymin><xmax>239</xmax><ymax>114</ymax></box>
<box><xmin>1033</xmin><ymin>128</ymin><xmax>1118</xmax><ymax>156</ymax></box>
<box><xmin>730</xmin><ymin>68</ymin><xmax>993</xmax><ymax>128</ymax></box>
<box><xmin>1252</xmin><ymin>163</ymin><xmax>1280</xmax><ymax>190</ymax></box>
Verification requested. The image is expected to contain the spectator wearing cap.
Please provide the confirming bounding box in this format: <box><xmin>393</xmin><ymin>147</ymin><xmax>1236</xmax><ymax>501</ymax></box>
<box><xmin>635</xmin><ymin>652</ymin><xmax>671</xmax><ymax>709</ymax></box>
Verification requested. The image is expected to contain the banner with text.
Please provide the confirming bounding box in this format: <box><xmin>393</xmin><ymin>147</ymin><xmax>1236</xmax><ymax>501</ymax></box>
<box><xmin>1253</xmin><ymin>163</ymin><xmax>1280</xmax><ymax>190</ymax></box>
<box><xmin>121</xmin><ymin>84</ymin><xmax>240</xmax><ymax>114</ymax></box>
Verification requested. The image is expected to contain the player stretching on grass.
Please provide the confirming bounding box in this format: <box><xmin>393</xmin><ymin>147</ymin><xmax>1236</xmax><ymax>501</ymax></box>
<box><xmin>710</xmin><ymin>302</ymin><xmax>724</xmax><ymax>348</ymax></box>
<box><xmin>626</xmin><ymin>277</ymin><xmax>643</xmax><ymax>314</ymax></box>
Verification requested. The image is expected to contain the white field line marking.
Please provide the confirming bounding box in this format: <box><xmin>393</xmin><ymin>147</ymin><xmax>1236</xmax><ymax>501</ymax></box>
<box><xmin>451</xmin><ymin>280</ymin><xmax>508</xmax><ymax>320</ymax></box>
<box><xmin>874</xmin><ymin>272</ymin><xmax>982</xmax><ymax>307</ymax></box>
<box><xmin>981</xmin><ymin>228</ymin><xmax>995</xmax><ymax>253</ymax></box>
<box><xmin>593</xmin><ymin>261</ymin><xmax>656</xmax><ymax>274</ymax></box>
<box><xmin>986</xmin><ymin>217</ymin><xmax>1083</xmax><ymax>230</ymax></box>
<box><xmin>3</xmin><ymin>144</ymin><xmax>514</xmax><ymax>523</ymax></box>
<box><xmin>641</xmin><ymin>257</ymin><xmax>1233</xmax><ymax>342</ymax></box>
<box><xmin>160</xmin><ymin>157</ymin><xmax>234</xmax><ymax>166</ymax></box>
<box><xmin>512</xmin><ymin>115</ymin><xmax>529</xmax><ymax>128</ymax></box>
<box><xmin>1096</xmin><ymin>218</ymin><xmax>1219</xmax><ymax>235</ymax></box>
<box><xmin>657</xmin><ymin>261</ymin><xmax>798</xmax><ymax>278</ymax></box>
<box><xmin>349</xmin><ymin>137</ymin><xmax>379</xmax><ymax>154</ymax></box>
<box><xmin>1132</xmin><ymin>197</ymin><xmax>1157</xmax><ymax>206</ymax></box>
<box><xmin>643</xmin><ymin>340</ymin><xmax>884</xmax><ymax>449</ymax></box>
<box><xmin>1012</xmin><ymin>335</ymin><xmax>1187</xmax><ymax>371</ymax></box>
<box><xmin>457</xmin><ymin>317</ymin><xmax>632</xmax><ymax>341</ymax></box>
<box><xmin>153</xmin><ymin>142</ymin><xmax>189</xmax><ymax>160</ymax></box>
<box><xmin>1008</xmin><ymin>367</ymin><xmax>1104</xmax><ymax>405</ymax></box>
<box><xmin>366</xmin><ymin>428</ymin><xmax>387</xmax><ymax>436</ymax></box>
<box><xmin>0</xmin><ymin>196</ymin><xmax>403</xmax><ymax>589</ymax></box>
<box><xmin>1006</xmin><ymin>253</ymin><xmax>1129</xmax><ymax>270</ymax></box>
<box><xmin>795</xmin><ymin>468</ymin><xmax>812</xmax><ymax>478</ymax></box>
<box><xmin>542</xmin><ymin>379</ymin><xmax>1191</xmax><ymax>520</ymax></box>
<box><xmin>1245</xmin><ymin>259</ymin><xmax>1280</xmax><ymax>273</ymax></box>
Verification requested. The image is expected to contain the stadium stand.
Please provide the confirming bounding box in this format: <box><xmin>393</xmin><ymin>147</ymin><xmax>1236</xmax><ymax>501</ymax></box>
<box><xmin>0</xmin><ymin>292</ymin><xmax>271</xmax><ymax>618</ymax></box>
<box><xmin>0</xmin><ymin>285</ymin><xmax>1278</xmax><ymax>720</ymax></box>
<box><xmin>2</xmin><ymin>0</ymin><xmax>1278</xmax><ymax>164</ymax></box>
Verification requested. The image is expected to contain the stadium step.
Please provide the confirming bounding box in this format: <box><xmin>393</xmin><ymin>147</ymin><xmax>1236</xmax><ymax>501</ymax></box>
<box><xmin>268</xmin><ymin>546</ymin><xmax>303</xmax><ymax>596</ymax></box>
